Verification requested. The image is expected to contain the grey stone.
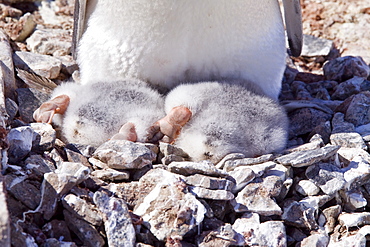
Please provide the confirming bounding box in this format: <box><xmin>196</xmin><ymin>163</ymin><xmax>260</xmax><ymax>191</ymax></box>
<box><xmin>13</xmin><ymin>12</ymin><xmax>36</xmax><ymax>42</ymax></box>
<box><xmin>24</xmin><ymin>154</ymin><xmax>56</xmax><ymax>177</ymax></box>
<box><xmin>0</xmin><ymin>176</ymin><xmax>10</xmax><ymax>247</ymax></box>
<box><xmin>42</xmin><ymin>220</ymin><xmax>73</xmax><ymax>242</ymax></box>
<box><xmin>26</xmin><ymin>28</ymin><xmax>72</xmax><ymax>56</ymax></box>
<box><xmin>30</xmin><ymin>123</ymin><xmax>56</xmax><ymax>151</ymax></box>
<box><xmin>91</xmin><ymin>168</ymin><xmax>130</xmax><ymax>181</ymax></box>
<box><xmin>318</xmin><ymin>205</ymin><xmax>342</xmax><ymax>234</ymax></box>
<box><xmin>340</xmin><ymin>189</ymin><xmax>367</xmax><ymax>211</ymax></box>
<box><xmin>62</xmin><ymin>194</ymin><xmax>103</xmax><ymax>226</ymax></box>
<box><xmin>42</xmin><ymin>238</ymin><xmax>77</xmax><ymax>247</ymax></box>
<box><xmin>291</xmin><ymin>81</ymin><xmax>313</xmax><ymax>100</ymax></box>
<box><xmin>228</xmin><ymin>166</ymin><xmax>255</xmax><ymax>192</ymax></box>
<box><xmin>331</xmin><ymin>112</ymin><xmax>355</xmax><ymax>134</ymax></box>
<box><xmin>183</xmin><ymin>174</ymin><xmax>234</xmax><ymax>191</ymax></box>
<box><xmin>324</xmin><ymin>56</ymin><xmax>370</xmax><ymax>82</ymax></box>
<box><xmin>134</xmin><ymin>170</ymin><xmax>206</xmax><ymax>241</ymax></box>
<box><xmin>93</xmin><ymin>140</ymin><xmax>157</xmax><ymax>170</ymax></box>
<box><xmin>65</xmin><ymin>148</ymin><xmax>90</xmax><ymax>167</ymax></box>
<box><xmin>288</xmin><ymin>108</ymin><xmax>332</xmax><ymax>137</ymax></box>
<box><xmin>5</xmin><ymin>98</ymin><xmax>18</xmax><ymax>121</ymax></box>
<box><xmin>342</xmin><ymin>156</ymin><xmax>370</xmax><ymax>190</ymax></box>
<box><xmin>13</xmin><ymin>51</ymin><xmax>62</xmax><ymax>79</ymax></box>
<box><xmin>189</xmin><ymin>186</ymin><xmax>234</xmax><ymax>200</ymax></box>
<box><xmin>332</xmin><ymin>76</ymin><xmax>365</xmax><ymax>100</ymax></box>
<box><xmin>93</xmin><ymin>192</ymin><xmax>136</xmax><ymax>247</ymax></box>
<box><xmin>282</xmin><ymin>200</ymin><xmax>318</xmax><ymax>229</ymax></box>
<box><xmin>0</xmin><ymin>29</ymin><xmax>16</xmax><ymax>99</ymax></box>
<box><xmin>286</xmin><ymin>134</ymin><xmax>324</xmax><ymax>153</ymax></box>
<box><xmin>342</xmin><ymin>92</ymin><xmax>370</xmax><ymax>127</ymax></box>
<box><xmin>328</xmin><ymin>225</ymin><xmax>370</xmax><ymax>247</ymax></box>
<box><xmin>306</xmin><ymin>163</ymin><xmax>346</xmax><ymax>195</ymax></box>
<box><xmin>300</xmin><ymin>231</ymin><xmax>329</xmax><ymax>247</ymax></box>
<box><xmin>232</xmin><ymin>213</ymin><xmax>287</xmax><ymax>247</ymax></box>
<box><xmin>63</xmin><ymin>210</ymin><xmax>105</xmax><ymax>247</ymax></box>
<box><xmin>330</xmin><ymin>132</ymin><xmax>367</xmax><ymax>150</ymax></box>
<box><xmin>296</xmin><ymin>179</ymin><xmax>321</xmax><ymax>196</ymax></box>
<box><xmin>221</xmin><ymin>154</ymin><xmax>274</xmax><ymax>172</ymax></box>
<box><xmin>7</xmin><ymin>126</ymin><xmax>35</xmax><ymax>163</ymax></box>
<box><xmin>301</xmin><ymin>34</ymin><xmax>333</xmax><ymax>57</ymax></box>
<box><xmin>275</xmin><ymin>145</ymin><xmax>340</xmax><ymax>168</ymax></box>
<box><xmin>197</xmin><ymin>224</ymin><xmax>237</xmax><ymax>247</ymax></box>
<box><xmin>16</xmin><ymin>88</ymin><xmax>49</xmax><ymax>123</ymax></box>
<box><xmin>56</xmin><ymin>55</ymin><xmax>79</xmax><ymax>75</ymax></box>
<box><xmin>234</xmin><ymin>176</ymin><xmax>283</xmax><ymax>216</ymax></box>
<box><xmin>356</xmin><ymin>123</ymin><xmax>370</xmax><ymax>136</ymax></box>
<box><xmin>4</xmin><ymin>175</ymin><xmax>41</xmax><ymax>209</ymax></box>
<box><xmin>338</xmin><ymin>212</ymin><xmax>370</xmax><ymax>229</ymax></box>
<box><xmin>168</xmin><ymin>160</ymin><xmax>229</xmax><ymax>177</ymax></box>
<box><xmin>37</xmin><ymin>163</ymin><xmax>90</xmax><ymax>220</ymax></box>
<box><xmin>215</xmin><ymin>153</ymin><xmax>245</xmax><ymax>169</ymax></box>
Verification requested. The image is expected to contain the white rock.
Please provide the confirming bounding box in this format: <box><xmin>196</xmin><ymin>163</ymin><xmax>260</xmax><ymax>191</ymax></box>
<box><xmin>296</xmin><ymin>180</ymin><xmax>321</xmax><ymax>196</ymax></box>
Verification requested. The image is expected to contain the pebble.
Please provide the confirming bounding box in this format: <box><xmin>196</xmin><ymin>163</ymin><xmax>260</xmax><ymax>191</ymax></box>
<box><xmin>323</xmin><ymin>56</ymin><xmax>370</xmax><ymax>82</ymax></box>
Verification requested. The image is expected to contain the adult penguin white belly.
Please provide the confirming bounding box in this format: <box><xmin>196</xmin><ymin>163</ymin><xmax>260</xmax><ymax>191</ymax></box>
<box><xmin>74</xmin><ymin>0</ymin><xmax>302</xmax><ymax>100</ymax></box>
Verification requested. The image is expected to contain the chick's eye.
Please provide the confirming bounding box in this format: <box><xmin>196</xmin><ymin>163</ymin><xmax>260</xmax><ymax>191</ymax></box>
<box><xmin>204</xmin><ymin>152</ymin><xmax>213</xmax><ymax>158</ymax></box>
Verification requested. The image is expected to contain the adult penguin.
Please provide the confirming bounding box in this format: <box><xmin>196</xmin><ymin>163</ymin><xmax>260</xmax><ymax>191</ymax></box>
<box><xmin>72</xmin><ymin>0</ymin><xmax>302</xmax><ymax>100</ymax></box>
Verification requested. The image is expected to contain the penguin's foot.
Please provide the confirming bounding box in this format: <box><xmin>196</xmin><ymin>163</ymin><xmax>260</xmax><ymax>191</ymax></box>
<box><xmin>33</xmin><ymin>94</ymin><xmax>70</xmax><ymax>123</ymax></box>
<box><xmin>146</xmin><ymin>106</ymin><xmax>192</xmax><ymax>143</ymax></box>
<box><xmin>110</xmin><ymin>122</ymin><xmax>138</xmax><ymax>142</ymax></box>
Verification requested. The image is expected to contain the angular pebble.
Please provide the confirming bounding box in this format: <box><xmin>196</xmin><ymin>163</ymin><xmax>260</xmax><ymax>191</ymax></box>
<box><xmin>93</xmin><ymin>140</ymin><xmax>157</xmax><ymax>170</ymax></box>
<box><xmin>296</xmin><ymin>180</ymin><xmax>321</xmax><ymax>196</ymax></box>
<box><xmin>7</xmin><ymin>126</ymin><xmax>35</xmax><ymax>163</ymax></box>
<box><xmin>94</xmin><ymin>192</ymin><xmax>136</xmax><ymax>247</ymax></box>
<box><xmin>305</xmin><ymin>163</ymin><xmax>346</xmax><ymax>195</ymax></box>
<box><xmin>182</xmin><ymin>174</ymin><xmax>234</xmax><ymax>191</ymax></box>
<box><xmin>91</xmin><ymin>168</ymin><xmax>130</xmax><ymax>181</ymax></box>
<box><xmin>30</xmin><ymin>123</ymin><xmax>56</xmax><ymax>152</ymax></box>
<box><xmin>324</xmin><ymin>56</ymin><xmax>370</xmax><ymax>82</ymax></box>
<box><xmin>189</xmin><ymin>186</ymin><xmax>234</xmax><ymax>200</ymax></box>
<box><xmin>330</xmin><ymin>132</ymin><xmax>366</xmax><ymax>150</ymax></box>
<box><xmin>168</xmin><ymin>160</ymin><xmax>229</xmax><ymax>177</ymax></box>
<box><xmin>338</xmin><ymin>212</ymin><xmax>370</xmax><ymax>229</ymax></box>
<box><xmin>342</xmin><ymin>156</ymin><xmax>370</xmax><ymax>190</ymax></box>
<box><xmin>235</xmin><ymin>176</ymin><xmax>283</xmax><ymax>216</ymax></box>
<box><xmin>275</xmin><ymin>145</ymin><xmax>340</xmax><ymax>168</ymax></box>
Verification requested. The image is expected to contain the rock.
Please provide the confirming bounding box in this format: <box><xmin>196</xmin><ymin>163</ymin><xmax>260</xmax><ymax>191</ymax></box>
<box><xmin>37</xmin><ymin>163</ymin><xmax>90</xmax><ymax>220</ymax></box>
<box><xmin>168</xmin><ymin>160</ymin><xmax>229</xmax><ymax>177</ymax></box>
<box><xmin>13</xmin><ymin>51</ymin><xmax>62</xmax><ymax>79</ymax></box>
<box><xmin>328</xmin><ymin>225</ymin><xmax>370</xmax><ymax>247</ymax></box>
<box><xmin>338</xmin><ymin>212</ymin><xmax>370</xmax><ymax>229</ymax></box>
<box><xmin>42</xmin><ymin>220</ymin><xmax>73</xmax><ymax>242</ymax></box>
<box><xmin>0</xmin><ymin>29</ymin><xmax>16</xmax><ymax>99</ymax></box>
<box><xmin>331</xmin><ymin>76</ymin><xmax>365</xmax><ymax>100</ymax></box>
<box><xmin>62</xmin><ymin>194</ymin><xmax>103</xmax><ymax>226</ymax></box>
<box><xmin>282</xmin><ymin>200</ymin><xmax>318</xmax><ymax>230</ymax></box>
<box><xmin>275</xmin><ymin>145</ymin><xmax>340</xmax><ymax>168</ymax></box>
<box><xmin>300</xmin><ymin>231</ymin><xmax>329</xmax><ymax>247</ymax></box>
<box><xmin>197</xmin><ymin>224</ymin><xmax>237</xmax><ymax>246</ymax></box>
<box><xmin>342</xmin><ymin>156</ymin><xmax>370</xmax><ymax>190</ymax></box>
<box><xmin>228</xmin><ymin>167</ymin><xmax>255</xmax><ymax>192</ymax></box>
<box><xmin>331</xmin><ymin>132</ymin><xmax>367</xmax><ymax>150</ymax></box>
<box><xmin>323</xmin><ymin>56</ymin><xmax>370</xmax><ymax>82</ymax></box>
<box><xmin>288</xmin><ymin>108</ymin><xmax>332</xmax><ymax>137</ymax></box>
<box><xmin>182</xmin><ymin>174</ymin><xmax>234</xmax><ymax>191</ymax></box>
<box><xmin>215</xmin><ymin>153</ymin><xmax>245</xmax><ymax>169</ymax></box>
<box><xmin>7</xmin><ymin>126</ymin><xmax>35</xmax><ymax>163</ymax></box>
<box><xmin>296</xmin><ymin>179</ymin><xmax>321</xmax><ymax>196</ymax></box>
<box><xmin>331</xmin><ymin>112</ymin><xmax>355</xmax><ymax>134</ymax></box>
<box><xmin>93</xmin><ymin>192</ymin><xmax>136</xmax><ymax>247</ymax></box>
<box><xmin>0</xmin><ymin>176</ymin><xmax>10</xmax><ymax>247</ymax></box>
<box><xmin>337</xmin><ymin>147</ymin><xmax>370</xmax><ymax>166</ymax></box>
<box><xmin>301</xmin><ymin>34</ymin><xmax>334</xmax><ymax>57</ymax></box>
<box><xmin>340</xmin><ymin>189</ymin><xmax>367</xmax><ymax>211</ymax></box>
<box><xmin>26</xmin><ymin>28</ymin><xmax>72</xmax><ymax>56</ymax></box>
<box><xmin>16</xmin><ymin>88</ymin><xmax>49</xmax><ymax>123</ymax></box>
<box><xmin>234</xmin><ymin>176</ymin><xmax>283</xmax><ymax>216</ymax></box>
<box><xmin>93</xmin><ymin>140</ymin><xmax>157</xmax><ymax>170</ymax></box>
<box><xmin>5</xmin><ymin>98</ymin><xmax>18</xmax><ymax>121</ymax></box>
<box><xmin>30</xmin><ymin>123</ymin><xmax>56</xmax><ymax>152</ymax></box>
<box><xmin>189</xmin><ymin>186</ymin><xmax>234</xmax><ymax>200</ymax></box>
<box><xmin>221</xmin><ymin>154</ymin><xmax>274</xmax><ymax>172</ymax></box>
<box><xmin>63</xmin><ymin>210</ymin><xmax>105</xmax><ymax>247</ymax></box>
<box><xmin>318</xmin><ymin>205</ymin><xmax>342</xmax><ymax>234</ymax></box>
<box><xmin>91</xmin><ymin>168</ymin><xmax>130</xmax><ymax>181</ymax></box>
<box><xmin>305</xmin><ymin>163</ymin><xmax>346</xmax><ymax>195</ymax></box>
<box><xmin>24</xmin><ymin>154</ymin><xmax>56</xmax><ymax>177</ymax></box>
<box><xmin>342</xmin><ymin>92</ymin><xmax>370</xmax><ymax>127</ymax></box>
<box><xmin>134</xmin><ymin>171</ymin><xmax>206</xmax><ymax>241</ymax></box>
<box><xmin>4</xmin><ymin>175</ymin><xmax>41</xmax><ymax>210</ymax></box>
<box><xmin>232</xmin><ymin>213</ymin><xmax>287</xmax><ymax>247</ymax></box>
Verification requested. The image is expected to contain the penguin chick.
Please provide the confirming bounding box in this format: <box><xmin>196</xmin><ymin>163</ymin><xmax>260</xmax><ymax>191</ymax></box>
<box><xmin>34</xmin><ymin>80</ymin><xmax>165</xmax><ymax>146</ymax></box>
<box><xmin>74</xmin><ymin>0</ymin><xmax>302</xmax><ymax>100</ymax></box>
<box><xmin>160</xmin><ymin>81</ymin><xmax>289</xmax><ymax>163</ymax></box>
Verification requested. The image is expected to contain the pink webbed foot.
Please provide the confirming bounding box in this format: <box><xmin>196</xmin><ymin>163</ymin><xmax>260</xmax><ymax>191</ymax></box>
<box><xmin>146</xmin><ymin>106</ymin><xmax>192</xmax><ymax>144</ymax></box>
<box><xmin>110</xmin><ymin>122</ymin><xmax>138</xmax><ymax>142</ymax></box>
<box><xmin>33</xmin><ymin>95</ymin><xmax>70</xmax><ymax>123</ymax></box>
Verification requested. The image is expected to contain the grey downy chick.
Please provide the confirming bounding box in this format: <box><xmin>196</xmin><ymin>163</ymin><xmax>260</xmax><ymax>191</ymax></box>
<box><xmin>34</xmin><ymin>79</ymin><xmax>165</xmax><ymax>146</ymax></box>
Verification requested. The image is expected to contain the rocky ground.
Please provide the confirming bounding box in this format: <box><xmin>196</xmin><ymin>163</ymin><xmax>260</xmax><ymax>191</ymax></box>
<box><xmin>1</xmin><ymin>0</ymin><xmax>370</xmax><ymax>247</ymax></box>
